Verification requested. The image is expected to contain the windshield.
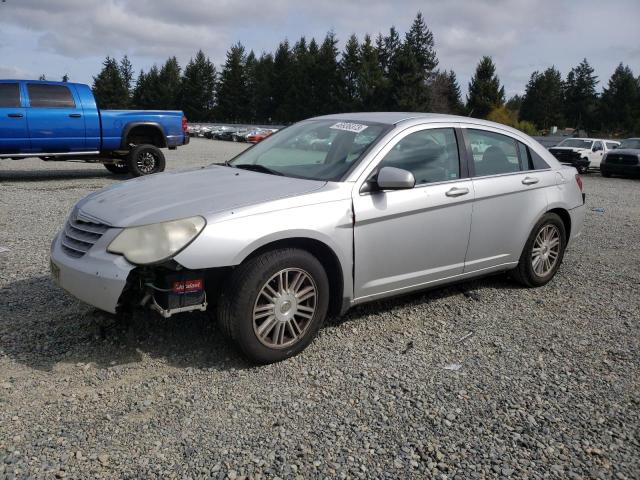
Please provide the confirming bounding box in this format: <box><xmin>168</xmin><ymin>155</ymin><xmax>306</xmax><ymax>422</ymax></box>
<box><xmin>619</xmin><ymin>139</ymin><xmax>640</xmax><ymax>149</ymax></box>
<box><xmin>557</xmin><ymin>139</ymin><xmax>593</xmax><ymax>149</ymax></box>
<box><xmin>228</xmin><ymin>120</ymin><xmax>389</xmax><ymax>181</ymax></box>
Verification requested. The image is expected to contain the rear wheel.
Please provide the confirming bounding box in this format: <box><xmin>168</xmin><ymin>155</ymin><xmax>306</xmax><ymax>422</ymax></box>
<box><xmin>103</xmin><ymin>159</ymin><xmax>129</xmax><ymax>174</ymax></box>
<box><xmin>511</xmin><ymin>213</ymin><xmax>566</xmax><ymax>287</ymax></box>
<box><xmin>127</xmin><ymin>144</ymin><xmax>166</xmax><ymax>177</ymax></box>
<box><xmin>217</xmin><ymin>248</ymin><xmax>329</xmax><ymax>364</ymax></box>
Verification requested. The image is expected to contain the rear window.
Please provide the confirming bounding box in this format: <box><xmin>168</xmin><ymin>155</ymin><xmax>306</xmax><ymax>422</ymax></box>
<box><xmin>27</xmin><ymin>84</ymin><xmax>76</xmax><ymax>108</ymax></box>
<box><xmin>518</xmin><ymin>141</ymin><xmax>550</xmax><ymax>170</ymax></box>
<box><xmin>0</xmin><ymin>83</ymin><xmax>21</xmax><ymax>108</ymax></box>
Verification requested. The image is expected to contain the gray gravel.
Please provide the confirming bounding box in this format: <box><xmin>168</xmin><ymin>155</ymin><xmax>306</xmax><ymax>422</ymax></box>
<box><xmin>1</xmin><ymin>139</ymin><xmax>639</xmax><ymax>479</ymax></box>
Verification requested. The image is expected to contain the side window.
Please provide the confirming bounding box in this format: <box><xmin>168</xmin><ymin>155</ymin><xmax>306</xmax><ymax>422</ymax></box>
<box><xmin>0</xmin><ymin>83</ymin><xmax>21</xmax><ymax>108</ymax></box>
<box><xmin>517</xmin><ymin>142</ymin><xmax>534</xmax><ymax>170</ymax></box>
<box><xmin>605</xmin><ymin>142</ymin><xmax>618</xmax><ymax>150</ymax></box>
<box><xmin>378</xmin><ymin>128</ymin><xmax>460</xmax><ymax>184</ymax></box>
<box><xmin>27</xmin><ymin>84</ymin><xmax>76</xmax><ymax>108</ymax></box>
<box><xmin>468</xmin><ymin>129</ymin><xmax>520</xmax><ymax>176</ymax></box>
<box><xmin>593</xmin><ymin>141</ymin><xmax>603</xmax><ymax>152</ymax></box>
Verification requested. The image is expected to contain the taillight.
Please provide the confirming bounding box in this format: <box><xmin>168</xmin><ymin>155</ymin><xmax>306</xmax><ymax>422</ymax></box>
<box><xmin>182</xmin><ymin>115</ymin><xmax>188</xmax><ymax>133</ymax></box>
<box><xmin>575</xmin><ymin>174</ymin><xmax>583</xmax><ymax>192</ymax></box>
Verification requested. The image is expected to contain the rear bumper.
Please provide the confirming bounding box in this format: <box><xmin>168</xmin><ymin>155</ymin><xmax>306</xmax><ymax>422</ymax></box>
<box><xmin>50</xmin><ymin>231</ymin><xmax>134</xmax><ymax>314</ymax></box>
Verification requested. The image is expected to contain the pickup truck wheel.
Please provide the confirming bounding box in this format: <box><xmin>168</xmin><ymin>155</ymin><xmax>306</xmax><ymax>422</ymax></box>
<box><xmin>217</xmin><ymin>248</ymin><xmax>329</xmax><ymax>364</ymax></box>
<box><xmin>511</xmin><ymin>213</ymin><xmax>566</xmax><ymax>288</ymax></box>
<box><xmin>103</xmin><ymin>160</ymin><xmax>129</xmax><ymax>174</ymax></box>
<box><xmin>128</xmin><ymin>145</ymin><xmax>166</xmax><ymax>176</ymax></box>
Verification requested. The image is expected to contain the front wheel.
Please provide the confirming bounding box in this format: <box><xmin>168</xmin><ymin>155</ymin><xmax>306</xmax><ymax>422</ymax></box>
<box><xmin>127</xmin><ymin>144</ymin><xmax>166</xmax><ymax>177</ymax></box>
<box><xmin>511</xmin><ymin>213</ymin><xmax>566</xmax><ymax>287</ymax></box>
<box><xmin>601</xmin><ymin>170</ymin><xmax>612</xmax><ymax>178</ymax></box>
<box><xmin>217</xmin><ymin>248</ymin><xmax>329</xmax><ymax>364</ymax></box>
<box><xmin>577</xmin><ymin>162</ymin><xmax>588</xmax><ymax>174</ymax></box>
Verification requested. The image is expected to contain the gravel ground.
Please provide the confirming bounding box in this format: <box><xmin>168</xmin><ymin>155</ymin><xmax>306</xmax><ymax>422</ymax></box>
<box><xmin>1</xmin><ymin>139</ymin><xmax>639</xmax><ymax>479</ymax></box>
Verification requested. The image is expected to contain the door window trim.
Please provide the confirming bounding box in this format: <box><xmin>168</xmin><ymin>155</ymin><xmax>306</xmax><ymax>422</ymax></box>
<box><xmin>26</xmin><ymin>83</ymin><xmax>77</xmax><ymax>109</ymax></box>
<box><xmin>355</xmin><ymin>123</ymin><xmax>468</xmax><ymax>194</ymax></box>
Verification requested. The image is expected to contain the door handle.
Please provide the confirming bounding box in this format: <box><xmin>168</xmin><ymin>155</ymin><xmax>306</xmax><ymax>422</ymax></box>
<box><xmin>7</xmin><ymin>113</ymin><xmax>23</xmax><ymax>118</ymax></box>
<box><xmin>445</xmin><ymin>187</ymin><xmax>470</xmax><ymax>197</ymax></box>
<box><xmin>69</xmin><ymin>113</ymin><xmax>82</xmax><ymax>118</ymax></box>
<box><xmin>522</xmin><ymin>176</ymin><xmax>539</xmax><ymax>185</ymax></box>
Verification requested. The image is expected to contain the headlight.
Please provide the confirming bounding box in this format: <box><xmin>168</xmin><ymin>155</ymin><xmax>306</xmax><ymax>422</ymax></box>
<box><xmin>107</xmin><ymin>216</ymin><xmax>206</xmax><ymax>265</ymax></box>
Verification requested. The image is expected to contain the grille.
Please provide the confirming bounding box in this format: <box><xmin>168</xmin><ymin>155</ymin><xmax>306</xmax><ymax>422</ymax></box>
<box><xmin>61</xmin><ymin>214</ymin><xmax>110</xmax><ymax>258</ymax></box>
<box><xmin>549</xmin><ymin>149</ymin><xmax>579</xmax><ymax>162</ymax></box>
<box><xmin>606</xmin><ymin>154</ymin><xmax>638</xmax><ymax>166</ymax></box>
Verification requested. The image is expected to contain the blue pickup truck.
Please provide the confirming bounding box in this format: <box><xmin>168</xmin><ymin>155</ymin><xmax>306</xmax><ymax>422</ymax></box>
<box><xmin>0</xmin><ymin>80</ymin><xmax>189</xmax><ymax>176</ymax></box>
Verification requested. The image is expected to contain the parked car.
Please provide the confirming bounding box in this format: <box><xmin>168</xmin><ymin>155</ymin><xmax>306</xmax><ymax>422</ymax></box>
<box><xmin>548</xmin><ymin>138</ymin><xmax>619</xmax><ymax>173</ymax></box>
<box><xmin>0</xmin><ymin>80</ymin><xmax>189</xmax><ymax>176</ymax></box>
<box><xmin>50</xmin><ymin>113</ymin><xmax>585</xmax><ymax>363</ymax></box>
<box><xmin>214</xmin><ymin>127</ymin><xmax>240</xmax><ymax>141</ymax></box>
<box><xmin>600</xmin><ymin>138</ymin><xmax>640</xmax><ymax>177</ymax></box>
<box><xmin>246</xmin><ymin>129</ymin><xmax>274</xmax><ymax>143</ymax></box>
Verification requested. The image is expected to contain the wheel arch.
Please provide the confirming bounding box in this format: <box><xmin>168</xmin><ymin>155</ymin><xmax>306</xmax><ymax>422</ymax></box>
<box><xmin>121</xmin><ymin>122</ymin><xmax>167</xmax><ymax>149</ymax></box>
<box><xmin>241</xmin><ymin>237</ymin><xmax>346</xmax><ymax>318</ymax></box>
<box><xmin>546</xmin><ymin>207</ymin><xmax>571</xmax><ymax>240</ymax></box>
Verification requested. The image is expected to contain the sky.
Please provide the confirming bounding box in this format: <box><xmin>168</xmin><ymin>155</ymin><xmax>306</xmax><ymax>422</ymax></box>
<box><xmin>1</xmin><ymin>0</ymin><xmax>639</xmax><ymax>99</ymax></box>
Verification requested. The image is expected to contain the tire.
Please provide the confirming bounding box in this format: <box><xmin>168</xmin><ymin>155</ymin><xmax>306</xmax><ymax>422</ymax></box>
<box><xmin>511</xmin><ymin>213</ymin><xmax>566</xmax><ymax>288</ymax></box>
<box><xmin>601</xmin><ymin>170</ymin><xmax>612</xmax><ymax>178</ymax></box>
<box><xmin>127</xmin><ymin>144</ymin><xmax>166</xmax><ymax>177</ymax></box>
<box><xmin>217</xmin><ymin>248</ymin><xmax>330</xmax><ymax>364</ymax></box>
<box><xmin>577</xmin><ymin>162</ymin><xmax>588</xmax><ymax>174</ymax></box>
<box><xmin>103</xmin><ymin>160</ymin><xmax>130</xmax><ymax>175</ymax></box>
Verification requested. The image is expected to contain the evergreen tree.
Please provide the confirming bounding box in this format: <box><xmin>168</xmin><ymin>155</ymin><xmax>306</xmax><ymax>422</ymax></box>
<box><xmin>62</xmin><ymin>73</ymin><xmax>69</xmax><ymax>82</ymax></box>
<box><xmin>520</xmin><ymin>67</ymin><xmax>565</xmax><ymax>129</ymax></box>
<box><xmin>430</xmin><ymin>70</ymin><xmax>464</xmax><ymax>114</ymax></box>
<box><xmin>119</xmin><ymin>55</ymin><xmax>134</xmax><ymax>106</ymax></box>
<box><xmin>92</xmin><ymin>56</ymin><xmax>129</xmax><ymax>109</ymax></box>
<box><xmin>217</xmin><ymin>43</ymin><xmax>250</xmax><ymax>122</ymax></box>
<box><xmin>466</xmin><ymin>56</ymin><xmax>505</xmax><ymax>118</ymax></box>
<box><xmin>158</xmin><ymin>56</ymin><xmax>181</xmax><ymax>109</ymax></box>
<box><xmin>599</xmin><ymin>63</ymin><xmax>638</xmax><ymax>134</ymax></box>
<box><xmin>314</xmin><ymin>32</ymin><xmax>342</xmax><ymax>116</ymax></box>
<box><xmin>404</xmin><ymin>12</ymin><xmax>438</xmax><ymax>73</ymax></box>
<box><xmin>506</xmin><ymin>94</ymin><xmax>523</xmax><ymax>113</ymax></box>
<box><xmin>180</xmin><ymin>50</ymin><xmax>216</xmax><ymax>121</ymax></box>
<box><xmin>272</xmin><ymin>41</ymin><xmax>293</xmax><ymax>122</ymax></box>
<box><xmin>341</xmin><ymin>34</ymin><xmax>361</xmax><ymax>111</ymax></box>
<box><xmin>563</xmin><ymin>58</ymin><xmax>598</xmax><ymax>131</ymax></box>
<box><xmin>244</xmin><ymin>51</ymin><xmax>258</xmax><ymax>122</ymax></box>
<box><xmin>358</xmin><ymin>34</ymin><xmax>385</xmax><ymax>111</ymax></box>
<box><xmin>253</xmin><ymin>53</ymin><xmax>276</xmax><ymax>122</ymax></box>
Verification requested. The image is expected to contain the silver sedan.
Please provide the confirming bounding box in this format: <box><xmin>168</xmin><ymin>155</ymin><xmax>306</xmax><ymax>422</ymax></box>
<box><xmin>50</xmin><ymin>113</ymin><xmax>586</xmax><ymax>363</ymax></box>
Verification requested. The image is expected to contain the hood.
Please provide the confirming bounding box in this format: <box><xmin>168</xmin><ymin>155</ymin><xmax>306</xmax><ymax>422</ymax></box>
<box><xmin>606</xmin><ymin>148</ymin><xmax>640</xmax><ymax>156</ymax></box>
<box><xmin>550</xmin><ymin>146</ymin><xmax>587</xmax><ymax>152</ymax></box>
<box><xmin>77</xmin><ymin>165</ymin><xmax>326</xmax><ymax>227</ymax></box>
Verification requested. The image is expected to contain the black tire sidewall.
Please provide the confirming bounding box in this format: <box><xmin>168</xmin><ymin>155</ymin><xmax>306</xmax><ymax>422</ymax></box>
<box><xmin>227</xmin><ymin>250</ymin><xmax>329</xmax><ymax>364</ymax></box>
<box><xmin>128</xmin><ymin>145</ymin><xmax>166</xmax><ymax>176</ymax></box>
<box><xmin>519</xmin><ymin>213</ymin><xmax>567</xmax><ymax>287</ymax></box>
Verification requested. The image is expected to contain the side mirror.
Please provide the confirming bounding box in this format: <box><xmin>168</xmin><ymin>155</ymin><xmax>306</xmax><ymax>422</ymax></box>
<box><xmin>375</xmin><ymin>166</ymin><xmax>416</xmax><ymax>190</ymax></box>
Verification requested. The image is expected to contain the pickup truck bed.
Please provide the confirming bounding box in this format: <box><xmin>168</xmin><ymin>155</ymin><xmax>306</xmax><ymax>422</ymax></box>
<box><xmin>0</xmin><ymin>79</ymin><xmax>189</xmax><ymax>176</ymax></box>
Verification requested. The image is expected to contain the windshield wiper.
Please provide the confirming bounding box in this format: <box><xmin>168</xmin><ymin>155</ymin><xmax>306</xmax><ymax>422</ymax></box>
<box><xmin>232</xmin><ymin>164</ymin><xmax>284</xmax><ymax>176</ymax></box>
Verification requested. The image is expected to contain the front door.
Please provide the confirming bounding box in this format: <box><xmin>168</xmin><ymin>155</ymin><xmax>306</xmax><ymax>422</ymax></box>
<box><xmin>353</xmin><ymin>126</ymin><xmax>473</xmax><ymax>301</ymax></box>
<box><xmin>0</xmin><ymin>82</ymin><xmax>29</xmax><ymax>154</ymax></box>
<box><xmin>25</xmin><ymin>83</ymin><xmax>86</xmax><ymax>153</ymax></box>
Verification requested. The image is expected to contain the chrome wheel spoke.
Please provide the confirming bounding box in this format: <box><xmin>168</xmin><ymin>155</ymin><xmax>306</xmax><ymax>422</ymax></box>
<box><xmin>531</xmin><ymin>224</ymin><xmax>560</xmax><ymax>277</ymax></box>
<box><xmin>253</xmin><ymin>267</ymin><xmax>317</xmax><ymax>349</ymax></box>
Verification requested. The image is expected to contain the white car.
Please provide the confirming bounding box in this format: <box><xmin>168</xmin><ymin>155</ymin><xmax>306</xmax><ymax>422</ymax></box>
<box><xmin>548</xmin><ymin>138</ymin><xmax>620</xmax><ymax>173</ymax></box>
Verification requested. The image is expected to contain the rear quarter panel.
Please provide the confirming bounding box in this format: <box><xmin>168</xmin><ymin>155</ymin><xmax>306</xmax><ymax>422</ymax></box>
<box><xmin>99</xmin><ymin>110</ymin><xmax>183</xmax><ymax>150</ymax></box>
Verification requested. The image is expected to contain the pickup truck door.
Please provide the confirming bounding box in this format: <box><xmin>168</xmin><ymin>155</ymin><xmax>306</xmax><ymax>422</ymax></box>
<box><xmin>25</xmin><ymin>83</ymin><xmax>88</xmax><ymax>153</ymax></box>
<box><xmin>0</xmin><ymin>82</ymin><xmax>29</xmax><ymax>154</ymax></box>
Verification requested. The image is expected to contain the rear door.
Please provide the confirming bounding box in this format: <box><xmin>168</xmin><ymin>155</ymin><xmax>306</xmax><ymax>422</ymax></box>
<box><xmin>0</xmin><ymin>82</ymin><xmax>29</xmax><ymax>154</ymax></box>
<box><xmin>25</xmin><ymin>83</ymin><xmax>87</xmax><ymax>153</ymax></box>
<box><xmin>462</xmin><ymin>126</ymin><xmax>553</xmax><ymax>272</ymax></box>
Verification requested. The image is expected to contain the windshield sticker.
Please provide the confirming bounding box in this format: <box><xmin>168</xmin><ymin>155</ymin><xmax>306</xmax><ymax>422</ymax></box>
<box><xmin>330</xmin><ymin>122</ymin><xmax>368</xmax><ymax>133</ymax></box>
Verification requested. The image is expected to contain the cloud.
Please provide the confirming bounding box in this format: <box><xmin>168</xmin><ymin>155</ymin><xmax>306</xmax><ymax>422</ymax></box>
<box><xmin>0</xmin><ymin>0</ymin><xmax>638</xmax><ymax>95</ymax></box>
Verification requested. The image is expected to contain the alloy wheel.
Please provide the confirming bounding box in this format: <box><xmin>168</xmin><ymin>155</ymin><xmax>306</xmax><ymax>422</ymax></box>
<box><xmin>136</xmin><ymin>151</ymin><xmax>157</xmax><ymax>174</ymax></box>
<box><xmin>252</xmin><ymin>268</ymin><xmax>317</xmax><ymax>349</ymax></box>
<box><xmin>531</xmin><ymin>224</ymin><xmax>560</xmax><ymax>276</ymax></box>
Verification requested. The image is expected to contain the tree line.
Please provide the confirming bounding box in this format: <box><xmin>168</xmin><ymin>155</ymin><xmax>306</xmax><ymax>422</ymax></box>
<box><xmin>90</xmin><ymin>12</ymin><xmax>640</xmax><ymax>136</ymax></box>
